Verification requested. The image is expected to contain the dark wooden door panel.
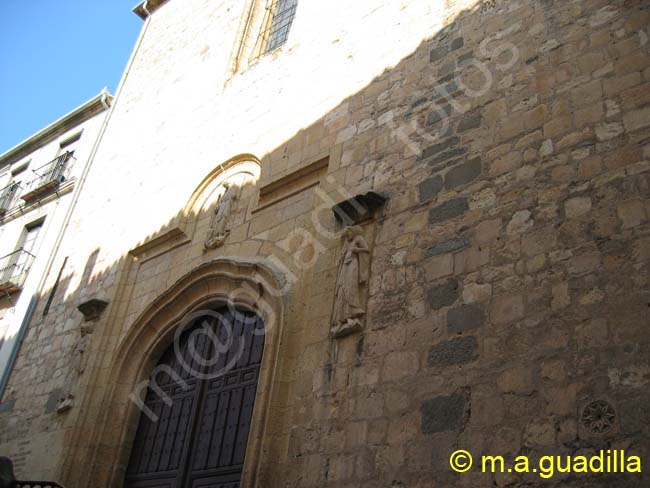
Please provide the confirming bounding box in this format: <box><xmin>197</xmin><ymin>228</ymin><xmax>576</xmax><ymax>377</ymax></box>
<box><xmin>125</xmin><ymin>308</ymin><xmax>264</xmax><ymax>488</ymax></box>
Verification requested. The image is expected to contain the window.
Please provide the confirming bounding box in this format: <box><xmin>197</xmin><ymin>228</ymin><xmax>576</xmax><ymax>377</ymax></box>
<box><xmin>0</xmin><ymin>219</ymin><xmax>43</xmax><ymax>293</ymax></box>
<box><xmin>229</xmin><ymin>0</ymin><xmax>298</xmax><ymax>75</ymax></box>
<box><xmin>20</xmin><ymin>220</ymin><xmax>43</xmax><ymax>258</ymax></box>
<box><xmin>0</xmin><ymin>163</ymin><xmax>28</xmax><ymax>215</ymax></box>
<box><xmin>11</xmin><ymin>160</ymin><xmax>30</xmax><ymax>176</ymax></box>
<box><xmin>264</xmin><ymin>0</ymin><xmax>298</xmax><ymax>53</ymax></box>
<box><xmin>58</xmin><ymin>131</ymin><xmax>82</xmax><ymax>157</ymax></box>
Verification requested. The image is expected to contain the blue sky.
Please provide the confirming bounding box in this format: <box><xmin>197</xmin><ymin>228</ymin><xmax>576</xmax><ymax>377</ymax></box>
<box><xmin>0</xmin><ymin>1</ymin><xmax>142</xmax><ymax>153</ymax></box>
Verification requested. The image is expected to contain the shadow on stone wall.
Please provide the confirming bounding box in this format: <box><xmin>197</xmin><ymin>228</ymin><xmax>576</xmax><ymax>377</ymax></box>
<box><xmin>1</xmin><ymin>0</ymin><xmax>649</xmax><ymax>486</ymax></box>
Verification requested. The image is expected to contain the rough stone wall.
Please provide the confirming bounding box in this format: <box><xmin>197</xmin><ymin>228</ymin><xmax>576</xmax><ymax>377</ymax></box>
<box><xmin>1</xmin><ymin>0</ymin><xmax>649</xmax><ymax>486</ymax></box>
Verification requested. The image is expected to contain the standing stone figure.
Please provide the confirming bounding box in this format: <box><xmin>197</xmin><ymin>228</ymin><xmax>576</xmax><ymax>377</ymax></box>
<box><xmin>331</xmin><ymin>225</ymin><xmax>370</xmax><ymax>338</ymax></box>
<box><xmin>205</xmin><ymin>181</ymin><xmax>239</xmax><ymax>250</ymax></box>
<box><xmin>74</xmin><ymin>324</ymin><xmax>93</xmax><ymax>375</ymax></box>
<box><xmin>57</xmin><ymin>323</ymin><xmax>94</xmax><ymax>414</ymax></box>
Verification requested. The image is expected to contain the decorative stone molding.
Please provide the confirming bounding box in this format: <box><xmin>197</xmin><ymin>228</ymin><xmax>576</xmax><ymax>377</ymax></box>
<box><xmin>60</xmin><ymin>257</ymin><xmax>288</xmax><ymax>488</ymax></box>
<box><xmin>77</xmin><ymin>298</ymin><xmax>109</xmax><ymax>322</ymax></box>
<box><xmin>581</xmin><ymin>399</ymin><xmax>616</xmax><ymax>434</ymax></box>
<box><xmin>332</xmin><ymin>191</ymin><xmax>387</xmax><ymax>225</ymax></box>
<box><xmin>127</xmin><ymin>154</ymin><xmax>260</xmax><ymax>261</ymax></box>
<box><xmin>56</xmin><ymin>393</ymin><xmax>74</xmax><ymax>414</ymax></box>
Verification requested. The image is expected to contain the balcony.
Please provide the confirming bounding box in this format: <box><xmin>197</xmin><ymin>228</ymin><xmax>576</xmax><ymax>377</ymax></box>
<box><xmin>0</xmin><ymin>182</ymin><xmax>21</xmax><ymax>216</ymax></box>
<box><xmin>0</xmin><ymin>248</ymin><xmax>35</xmax><ymax>295</ymax></box>
<box><xmin>20</xmin><ymin>151</ymin><xmax>74</xmax><ymax>203</ymax></box>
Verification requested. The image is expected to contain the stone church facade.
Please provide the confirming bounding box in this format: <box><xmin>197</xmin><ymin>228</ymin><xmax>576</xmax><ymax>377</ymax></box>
<box><xmin>0</xmin><ymin>0</ymin><xmax>649</xmax><ymax>486</ymax></box>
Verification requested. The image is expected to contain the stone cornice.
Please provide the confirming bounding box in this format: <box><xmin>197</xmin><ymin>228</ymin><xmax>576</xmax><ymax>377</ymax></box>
<box><xmin>0</xmin><ymin>89</ymin><xmax>113</xmax><ymax>169</ymax></box>
<box><xmin>133</xmin><ymin>0</ymin><xmax>170</xmax><ymax>20</ymax></box>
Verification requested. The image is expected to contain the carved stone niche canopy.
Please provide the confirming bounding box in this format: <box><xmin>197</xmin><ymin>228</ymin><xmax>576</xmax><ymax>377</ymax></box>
<box><xmin>332</xmin><ymin>191</ymin><xmax>388</xmax><ymax>225</ymax></box>
<box><xmin>77</xmin><ymin>298</ymin><xmax>109</xmax><ymax>322</ymax></box>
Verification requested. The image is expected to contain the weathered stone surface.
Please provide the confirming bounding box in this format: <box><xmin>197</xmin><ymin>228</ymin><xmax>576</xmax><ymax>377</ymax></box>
<box><xmin>462</xmin><ymin>282</ymin><xmax>491</xmax><ymax>303</ymax></box>
<box><xmin>506</xmin><ymin>209</ymin><xmax>533</xmax><ymax>234</ymax></box>
<box><xmin>595</xmin><ymin>122</ymin><xmax>624</xmax><ymax>141</ymax></box>
<box><xmin>491</xmin><ymin>294</ymin><xmax>525</xmax><ymax>324</ymax></box>
<box><xmin>457</xmin><ymin>111</ymin><xmax>481</xmax><ymax>132</ymax></box>
<box><xmin>428</xmin><ymin>198</ymin><xmax>468</xmax><ymax>224</ymax></box>
<box><xmin>421</xmin><ymin>137</ymin><xmax>460</xmax><ymax>160</ymax></box>
<box><xmin>623</xmin><ymin>105</ymin><xmax>650</xmax><ymax>132</ymax></box>
<box><xmin>497</xmin><ymin>366</ymin><xmax>534</xmax><ymax>394</ymax></box>
<box><xmin>447</xmin><ymin>304</ymin><xmax>486</xmax><ymax>333</ymax></box>
<box><xmin>45</xmin><ymin>389</ymin><xmax>64</xmax><ymax>414</ymax></box>
<box><xmin>425</xmin><ymin>237</ymin><xmax>469</xmax><ymax>257</ymax></box>
<box><xmin>619</xmin><ymin>393</ymin><xmax>650</xmax><ymax>435</ymax></box>
<box><xmin>426</xmin><ymin>147</ymin><xmax>467</xmax><ymax>168</ymax></box>
<box><xmin>427</xmin><ymin>336</ymin><xmax>478</xmax><ymax>367</ymax></box>
<box><xmin>420</xmin><ymin>392</ymin><xmax>469</xmax><ymax>434</ymax></box>
<box><xmin>450</xmin><ymin>37</ymin><xmax>464</xmax><ymax>51</ymax></box>
<box><xmin>564</xmin><ymin>196</ymin><xmax>592</xmax><ymax>218</ymax></box>
<box><xmin>427</xmin><ymin>279</ymin><xmax>459</xmax><ymax>309</ymax></box>
<box><xmin>539</xmin><ymin>138</ymin><xmax>554</xmax><ymax>157</ymax></box>
<box><xmin>423</xmin><ymin>253</ymin><xmax>454</xmax><ymax>281</ymax></box>
<box><xmin>418</xmin><ymin>175</ymin><xmax>443</xmax><ymax>202</ymax></box>
<box><xmin>429</xmin><ymin>45</ymin><xmax>448</xmax><ymax>62</ymax></box>
<box><xmin>444</xmin><ymin>158</ymin><xmax>481</xmax><ymax>188</ymax></box>
<box><xmin>524</xmin><ymin>418</ymin><xmax>556</xmax><ymax>447</ymax></box>
<box><xmin>427</xmin><ymin>104</ymin><xmax>451</xmax><ymax>125</ymax></box>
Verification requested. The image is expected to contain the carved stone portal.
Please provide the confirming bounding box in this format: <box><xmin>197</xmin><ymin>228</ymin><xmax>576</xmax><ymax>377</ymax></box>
<box><xmin>204</xmin><ymin>181</ymin><xmax>240</xmax><ymax>250</ymax></box>
<box><xmin>331</xmin><ymin>225</ymin><xmax>370</xmax><ymax>339</ymax></box>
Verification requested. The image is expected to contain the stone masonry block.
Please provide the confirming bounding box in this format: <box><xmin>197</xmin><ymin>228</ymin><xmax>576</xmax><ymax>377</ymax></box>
<box><xmin>447</xmin><ymin>304</ymin><xmax>486</xmax><ymax>333</ymax></box>
<box><xmin>428</xmin><ymin>198</ymin><xmax>468</xmax><ymax>224</ymax></box>
<box><xmin>444</xmin><ymin>158</ymin><xmax>482</xmax><ymax>189</ymax></box>
<box><xmin>427</xmin><ymin>336</ymin><xmax>478</xmax><ymax>367</ymax></box>
<box><xmin>427</xmin><ymin>278</ymin><xmax>459</xmax><ymax>309</ymax></box>
<box><xmin>425</xmin><ymin>237</ymin><xmax>469</xmax><ymax>257</ymax></box>
<box><xmin>421</xmin><ymin>391</ymin><xmax>469</xmax><ymax>434</ymax></box>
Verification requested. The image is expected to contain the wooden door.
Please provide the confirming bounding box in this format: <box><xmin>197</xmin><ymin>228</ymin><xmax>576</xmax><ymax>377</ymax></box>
<box><xmin>124</xmin><ymin>308</ymin><xmax>264</xmax><ymax>488</ymax></box>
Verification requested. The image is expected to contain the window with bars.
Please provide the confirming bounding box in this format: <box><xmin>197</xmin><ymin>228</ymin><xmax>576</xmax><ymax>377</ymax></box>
<box><xmin>264</xmin><ymin>0</ymin><xmax>298</xmax><ymax>53</ymax></box>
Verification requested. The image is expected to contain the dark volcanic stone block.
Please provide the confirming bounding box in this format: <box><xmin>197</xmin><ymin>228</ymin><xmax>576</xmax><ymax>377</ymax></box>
<box><xmin>428</xmin><ymin>336</ymin><xmax>479</xmax><ymax>367</ymax></box>
<box><xmin>421</xmin><ymin>392</ymin><xmax>468</xmax><ymax>433</ymax></box>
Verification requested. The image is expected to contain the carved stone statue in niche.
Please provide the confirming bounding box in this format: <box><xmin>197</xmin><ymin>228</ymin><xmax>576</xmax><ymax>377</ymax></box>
<box><xmin>56</xmin><ymin>323</ymin><xmax>95</xmax><ymax>413</ymax></box>
<box><xmin>204</xmin><ymin>181</ymin><xmax>240</xmax><ymax>250</ymax></box>
<box><xmin>331</xmin><ymin>225</ymin><xmax>370</xmax><ymax>338</ymax></box>
<box><xmin>73</xmin><ymin>324</ymin><xmax>94</xmax><ymax>375</ymax></box>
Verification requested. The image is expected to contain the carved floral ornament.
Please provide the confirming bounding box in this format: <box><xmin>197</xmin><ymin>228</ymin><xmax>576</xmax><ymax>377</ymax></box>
<box><xmin>581</xmin><ymin>399</ymin><xmax>616</xmax><ymax>434</ymax></box>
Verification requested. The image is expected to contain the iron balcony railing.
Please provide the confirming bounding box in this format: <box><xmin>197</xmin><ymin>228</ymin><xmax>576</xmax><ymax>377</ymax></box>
<box><xmin>21</xmin><ymin>152</ymin><xmax>75</xmax><ymax>203</ymax></box>
<box><xmin>0</xmin><ymin>248</ymin><xmax>35</xmax><ymax>295</ymax></box>
<box><xmin>0</xmin><ymin>182</ymin><xmax>21</xmax><ymax>215</ymax></box>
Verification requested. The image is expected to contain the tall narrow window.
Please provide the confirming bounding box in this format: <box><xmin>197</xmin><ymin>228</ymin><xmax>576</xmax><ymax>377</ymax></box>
<box><xmin>264</xmin><ymin>0</ymin><xmax>298</xmax><ymax>53</ymax></box>
<box><xmin>0</xmin><ymin>220</ymin><xmax>43</xmax><ymax>294</ymax></box>
<box><xmin>12</xmin><ymin>221</ymin><xmax>43</xmax><ymax>278</ymax></box>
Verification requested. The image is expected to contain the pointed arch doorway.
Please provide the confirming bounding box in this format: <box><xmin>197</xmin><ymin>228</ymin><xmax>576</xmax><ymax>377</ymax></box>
<box><xmin>124</xmin><ymin>306</ymin><xmax>265</xmax><ymax>488</ymax></box>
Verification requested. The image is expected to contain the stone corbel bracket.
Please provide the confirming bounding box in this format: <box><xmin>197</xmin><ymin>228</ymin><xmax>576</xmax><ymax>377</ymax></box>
<box><xmin>332</xmin><ymin>191</ymin><xmax>388</xmax><ymax>225</ymax></box>
<box><xmin>77</xmin><ymin>298</ymin><xmax>109</xmax><ymax>322</ymax></box>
